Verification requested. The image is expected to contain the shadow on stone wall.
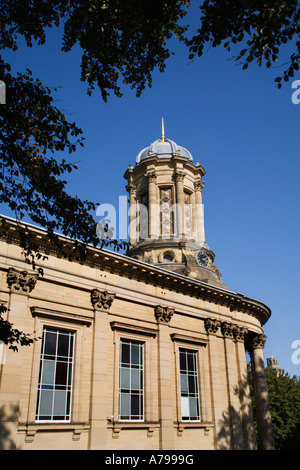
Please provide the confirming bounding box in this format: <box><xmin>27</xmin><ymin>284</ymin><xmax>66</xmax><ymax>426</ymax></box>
<box><xmin>217</xmin><ymin>373</ymin><xmax>257</xmax><ymax>450</ymax></box>
<box><xmin>0</xmin><ymin>404</ymin><xmax>18</xmax><ymax>450</ymax></box>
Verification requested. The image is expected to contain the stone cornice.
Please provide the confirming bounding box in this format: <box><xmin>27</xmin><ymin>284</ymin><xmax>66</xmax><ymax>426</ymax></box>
<box><xmin>0</xmin><ymin>216</ymin><xmax>271</xmax><ymax>326</ymax></box>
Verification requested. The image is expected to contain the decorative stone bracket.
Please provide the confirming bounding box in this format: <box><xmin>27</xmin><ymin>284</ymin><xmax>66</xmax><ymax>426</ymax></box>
<box><xmin>90</xmin><ymin>289</ymin><xmax>116</xmax><ymax>311</ymax></box>
<box><xmin>154</xmin><ymin>305</ymin><xmax>174</xmax><ymax>324</ymax></box>
<box><xmin>204</xmin><ymin>318</ymin><xmax>248</xmax><ymax>342</ymax></box>
<box><xmin>6</xmin><ymin>267</ymin><xmax>38</xmax><ymax>293</ymax></box>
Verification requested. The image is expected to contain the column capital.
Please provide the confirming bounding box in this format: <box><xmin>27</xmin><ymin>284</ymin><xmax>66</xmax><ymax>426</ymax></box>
<box><xmin>145</xmin><ymin>171</ymin><xmax>157</xmax><ymax>183</ymax></box>
<box><xmin>174</xmin><ymin>170</ymin><xmax>186</xmax><ymax>183</ymax></box>
<box><xmin>250</xmin><ymin>333</ymin><xmax>267</xmax><ymax>350</ymax></box>
<box><xmin>125</xmin><ymin>183</ymin><xmax>136</xmax><ymax>195</ymax></box>
<box><xmin>221</xmin><ymin>321</ymin><xmax>235</xmax><ymax>339</ymax></box>
<box><xmin>194</xmin><ymin>179</ymin><xmax>204</xmax><ymax>191</ymax></box>
<box><xmin>6</xmin><ymin>267</ymin><xmax>38</xmax><ymax>294</ymax></box>
<box><xmin>204</xmin><ymin>318</ymin><xmax>221</xmax><ymax>335</ymax></box>
<box><xmin>154</xmin><ymin>305</ymin><xmax>174</xmax><ymax>324</ymax></box>
<box><xmin>91</xmin><ymin>289</ymin><xmax>116</xmax><ymax>311</ymax></box>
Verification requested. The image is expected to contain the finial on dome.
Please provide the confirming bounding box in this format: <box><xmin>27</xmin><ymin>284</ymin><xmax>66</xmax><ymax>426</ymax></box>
<box><xmin>161</xmin><ymin>118</ymin><xmax>165</xmax><ymax>142</ymax></box>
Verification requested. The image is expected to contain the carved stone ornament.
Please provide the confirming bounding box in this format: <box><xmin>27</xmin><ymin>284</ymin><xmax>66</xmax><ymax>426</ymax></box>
<box><xmin>232</xmin><ymin>325</ymin><xmax>248</xmax><ymax>342</ymax></box>
<box><xmin>194</xmin><ymin>179</ymin><xmax>204</xmax><ymax>192</ymax></box>
<box><xmin>221</xmin><ymin>322</ymin><xmax>235</xmax><ymax>339</ymax></box>
<box><xmin>204</xmin><ymin>318</ymin><xmax>221</xmax><ymax>335</ymax></box>
<box><xmin>145</xmin><ymin>171</ymin><xmax>157</xmax><ymax>183</ymax></box>
<box><xmin>174</xmin><ymin>170</ymin><xmax>186</xmax><ymax>183</ymax></box>
<box><xmin>91</xmin><ymin>289</ymin><xmax>116</xmax><ymax>311</ymax></box>
<box><xmin>251</xmin><ymin>333</ymin><xmax>266</xmax><ymax>350</ymax></box>
<box><xmin>6</xmin><ymin>267</ymin><xmax>38</xmax><ymax>293</ymax></box>
<box><xmin>154</xmin><ymin>305</ymin><xmax>174</xmax><ymax>324</ymax></box>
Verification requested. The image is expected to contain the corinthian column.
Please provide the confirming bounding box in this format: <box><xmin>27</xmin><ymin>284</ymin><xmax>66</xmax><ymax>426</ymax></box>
<box><xmin>126</xmin><ymin>184</ymin><xmax>137</xmax><ymax>246</ymax></box>
<box><xmin>249</xmin><ymin>333</ymin><xmax>275</xmax><ymax>450</ymax></box>
<box><xmin>194</xmin><ymin>180</ymin><xmax>205</xmax><ymax>245</ymax></box>
<box><xmin>146</xmin><ymin>171</ymin><xmax>158</xmax><ymax>239</ymax></box>
<box><xmin>174</xmin><ymin>170</ymin><xmax>185</xmax><ymax>238</ymax></box>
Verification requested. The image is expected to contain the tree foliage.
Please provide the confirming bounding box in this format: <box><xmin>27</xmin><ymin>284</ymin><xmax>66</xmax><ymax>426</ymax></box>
<box><xmin>187</xmin><ymin>0</ymin><xmax>300</xmax><ymax>88</ymax></box>
<box><xmin>249</xmin><ymin>364</ymin><xmax>300</xmax><ymax>449</ymax></box>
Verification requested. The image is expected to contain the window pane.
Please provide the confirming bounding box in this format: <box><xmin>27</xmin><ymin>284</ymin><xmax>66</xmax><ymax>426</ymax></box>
<box><xmin>53</xmin><ymin>390</ymin><xmax>66</xmax><ymax>416</ymax></box>
<box><xmin>39</xmin><ymin>390</ymin><xmax>53</xmax><ymax>415</ymax></box>
<box><xmin>131</xmin><ymin>344</ymin><xmax>140</xmax><ymax>365</ymax></box>
<box><xmin>120</xmin><ymin>393</ymin><xmax>130</xmax><ymax>416</ymax></box>
<box><xmin>131</xmin><ymin>368</ymin><xmax>140</xmax><ymax>390</ymax></box>
<box><xmin>188</xmin><ymin>374</ymin><xmax>196</xmax><ymax>393</ymax></box>
<box><xmin>180</xmin><ymin>373</ymin><xmax>188</xmax><ymax>393</ymax></box>
<box><xmin>131</xmin><ymin>394</ymin><xmax>140</xmax><ymax>416</ymax></box>
<box><xmin>120</xmin><ymin>367</ymin><xmax>130</xmax><ymax>389</ymax></box>
<box><xmin>181</xmin><ymin>396</ymin><xmax>190</xmax><ymax>418</ymax></box>
<box><xmin>41</xmin><ymin>360</ymin><xmax>55</xmax><ymax>385</ymax></box>
<box><xmin>55</xmin><ymin>361</ymin><xmax>68</xmax><ymax>385</ymax></box>
<box><xmin>187</xmin><ymin>353</ymin><xmax>195</xmax><ymax>372</ymax></box>
<box><xmin>57</xmin><ymin>334</ymin><xmax>69</xmax><ymax>357</ymax></box>
<box><xmin>44</xmin><ymin>331</ymin><xmax>56</xmax><ymax>356</ymax></box>
<box><xmin>189</xmin><ymin>397</ymin><xmax>197</xmax><ymax>418</ymax></box>
<box><xmin>121</xmin><ymin>343</ymin><xmax>130</xmax><ymax>364</ymax></box>
<box><xmin>179</xmin><ymin>351</ymin><xmax>186</xmax><ymax>371</ymax></box>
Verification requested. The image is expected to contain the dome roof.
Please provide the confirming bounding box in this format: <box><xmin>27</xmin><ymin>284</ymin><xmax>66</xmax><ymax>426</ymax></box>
<box><xmin>136</xmin><ymin>137</ymin><xmax>193</xmax><ymax>164</ymax></box>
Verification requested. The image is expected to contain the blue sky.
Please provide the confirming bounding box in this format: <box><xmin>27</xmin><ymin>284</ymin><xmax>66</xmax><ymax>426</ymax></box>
<box><xmin>2</xmin><ymin>4</ymin><xmax>300</xmax><ymax>376</ymax></box>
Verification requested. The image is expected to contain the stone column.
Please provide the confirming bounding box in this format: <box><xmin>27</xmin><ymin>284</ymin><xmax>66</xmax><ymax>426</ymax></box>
<box><xmin>174</xmin><ymin>171</ymin><xmax>186</xmax><ymax>238</ymax></box>
<box><xmin>89</xmin><ymin>289</ymin><xmax>115</xmax><ymax>450</ymax></box>
<box><xmin>249</xmin><ymin>333</ymin><xmax>275</xmax><ymax>450</ymax></box>
<box><xmin>146</xmin><ymin>171</ymin><xmax>158</xmax><ymax>239</ymax></box>
<box><xmin>232</xmin><ymin>325</ymin><xmax>257</xmax><ymax>449</ymax></box>
<box><xmin>154</xmin><ymin>305</ymin><xmax>175</xmax><ymax>449</ymax></box>
<box><xmin>126</xmin><ymin>184</ymin><xmax>137</xmax><ymax>246</ymax></box>
<box><xmin>194</xmin><ymin>180</ymin><xmax>205</xmax><ymax>245</ymax></box>
<box><xmin>221</xmin><ymin>322</ymin><xmax>245</xmax><ymax>449</ymax></box>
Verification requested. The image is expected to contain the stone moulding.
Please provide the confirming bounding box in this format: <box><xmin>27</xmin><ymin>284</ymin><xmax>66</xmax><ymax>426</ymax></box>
<box><xmin>0</xmin><ymin>217</ymin><xmax>271</xmax><ymax>326</ymax></box>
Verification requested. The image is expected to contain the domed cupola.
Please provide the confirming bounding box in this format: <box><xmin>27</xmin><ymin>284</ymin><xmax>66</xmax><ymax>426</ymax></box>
<box><xmin>136</xmin><ymin>120</ymin><xmax>193</xmax><ymax>164</ymax></box>
<box><xmin>124</xmin><ymin>120</ymin><xmax>226</xmax><ymax>288</ymax></box>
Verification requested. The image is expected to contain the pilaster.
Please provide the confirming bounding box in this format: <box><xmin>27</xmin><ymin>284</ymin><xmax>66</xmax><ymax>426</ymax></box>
<box><xmin>89</xmin><ymin>289</ymin><xmax>115</xmax><ymax>450</ymax></box>
<box><xmin>155</xmin><ymin>305</ymin><xmax>175</xmax><ymax>449</ymax></box>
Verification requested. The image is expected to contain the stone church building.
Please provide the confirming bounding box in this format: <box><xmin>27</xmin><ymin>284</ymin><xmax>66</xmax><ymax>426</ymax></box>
<box><xmin>0</xmin><ymin>125</ymin><xmax>275</xmax><ymax>450</ymax></box>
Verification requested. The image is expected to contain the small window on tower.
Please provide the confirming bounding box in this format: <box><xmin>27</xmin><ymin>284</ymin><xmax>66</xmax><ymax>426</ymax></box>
<box><xmin>163</xmin><ymin>254</ymin><xmax>173</xmax><ymax>263</ymax></box>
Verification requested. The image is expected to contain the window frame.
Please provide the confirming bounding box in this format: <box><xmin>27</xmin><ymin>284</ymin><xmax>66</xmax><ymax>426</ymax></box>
<box><xmin>119</xmin><ymin>338</ymin><xmax>144</xmax><ymax>422</ymax></box>
<box><xmin>35</xmin><ymin>326</ymin><xmax>75</xmax><ymax>423</ymax></box>
<box><xmin>172</xmin><ymin>334</ymin><xmax>210</xmax><ymax>425</ymax></box>
<box><xmin>178</xmin><ymin>348</ymin><xmax>201</xmax><ymax>422</ymax></box>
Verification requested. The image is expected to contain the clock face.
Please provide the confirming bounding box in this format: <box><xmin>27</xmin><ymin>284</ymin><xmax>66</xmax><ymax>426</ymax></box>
<box><xmin>197</xmin><ymin>251</ymin><xmax>209</xmax><ymax>267</ymax></box>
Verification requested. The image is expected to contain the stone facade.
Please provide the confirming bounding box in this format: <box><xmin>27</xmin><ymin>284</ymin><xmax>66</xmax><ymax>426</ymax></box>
<box><xmin>0</xmin><ymin>217</ymin><xmax>274</xmax><ymax>450</ymax></box>
<box><xmin>0</xmin><ymin>128</ymin><xmax>275</xmax><ymax>450</ymax></box>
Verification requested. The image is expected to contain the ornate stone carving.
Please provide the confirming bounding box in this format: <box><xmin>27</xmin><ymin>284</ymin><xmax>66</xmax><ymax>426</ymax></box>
<box><xmin>91</xmin><ymin>289</ymin><xmax>116</xmax><ymax>311</ymax></box>
<box><xmin>204</xmin><ymin>318</ymin><xmax>221</xmax><ymax>335</ymax></box>
<box><xmin>145</xmin><ymin>171</ymin><xmax>157</xmax><ymax>183</ymax></box>
<box><xmin>194</xmin><ymin>180</ymin><xmax>204</xmax><ymax>191</ymax></box>
<box><xmin>174</xmin><ymin>170</ymin><xmax>186</xmax><ymax>183</ymax></box>
<box><xmin>154</xmin><ymin>305</ymin><xmax>174</xmax><ymax>324</ymax></box>
<box><xmin>250</xmin><ymin>333</ymin><xmax>266</xmax><ymax>350</ymax></box>
<box><xmin>221</xmin><ymin>322</ymin><xmax>235</xmax><ymax>339</ymax></box>
<box><xmin>232</xmin><ymin>325</ymin><xmax>248</xmax><ymax>342</ymax></box>
<box><xmin>6</xmin><ymin>267</ymin><xmax>38</xmax><ymax>293</ymax></box>
<box><xmin>125</xmin><ymin>183</ymin><xmax>136</xmax><ymax>195</ymax></box>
